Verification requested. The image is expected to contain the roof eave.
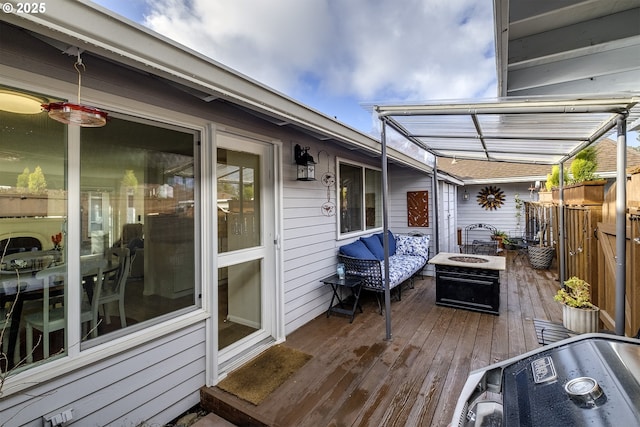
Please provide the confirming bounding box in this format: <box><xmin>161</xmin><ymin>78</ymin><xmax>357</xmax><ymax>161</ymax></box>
<box><xmin>1</xmin><ymin>1</ymin><xmax>433</xmax><ymax>174</ymax></box>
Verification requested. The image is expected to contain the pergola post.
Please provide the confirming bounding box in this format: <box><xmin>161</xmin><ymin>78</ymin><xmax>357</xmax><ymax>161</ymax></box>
<box><xmin>615</xmin><ymin>115</ymin><xmax>627</xmax><ymax>335</ymax></box>
<box><xmin>381</xmin><ymin>120</ymin><xmax>392</xmax><ymax>341</ymax></box>
<box><xmin>559</xmin><ymin>162</ymin><xmax>566</xmax><ymax>284</ymax></box>
<box><xmin>433</xmin><ymin>161</ymin><xmax>440</xmax><ymax>255</ymax></box>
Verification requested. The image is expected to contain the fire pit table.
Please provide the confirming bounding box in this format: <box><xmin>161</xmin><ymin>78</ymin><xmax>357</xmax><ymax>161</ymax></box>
<box><xmin>428</xmin><ymin>252</ymin><xmax>506</xmax><ymax>315</ymax></box>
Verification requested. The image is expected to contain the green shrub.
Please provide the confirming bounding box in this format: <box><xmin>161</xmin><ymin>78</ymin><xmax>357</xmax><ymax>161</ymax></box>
<box><xmin>570</xmin><ymin>147</ymin><xmax>598</xmax><ymax>183</ymax></box>
<box><xmin>545</xmin><ymin>165</ymin><xmax>567</xmax><ymax>191</ymax></box>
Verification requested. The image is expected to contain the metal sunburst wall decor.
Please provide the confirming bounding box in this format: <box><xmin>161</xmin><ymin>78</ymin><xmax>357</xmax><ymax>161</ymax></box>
<box><xmin>477</xmin><ymin>185</ymin><xmax>505</xmax><ymax>210</ymax></box>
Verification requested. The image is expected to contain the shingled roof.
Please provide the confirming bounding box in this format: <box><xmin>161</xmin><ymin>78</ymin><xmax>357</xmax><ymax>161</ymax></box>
<box><xmin>437</xmin><ymin>138</ymin><xmax>640</xmax><ymax>184</ymax></box>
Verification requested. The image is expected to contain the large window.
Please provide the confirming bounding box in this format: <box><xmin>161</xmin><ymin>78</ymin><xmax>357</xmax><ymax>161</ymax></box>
<box><xmin>79</xmin><ymin>116</ymin><xmax>199</xmax><ymax>346</ymax></box>
<box><xmin>0</xmin><ymin>86</ymin><xmax>199</xmax><ymax>372</ymax></box>
<box><xmin>338</xmin><ymin>161</ymin><xmax>382</xmax><ymax>236</ymax></box>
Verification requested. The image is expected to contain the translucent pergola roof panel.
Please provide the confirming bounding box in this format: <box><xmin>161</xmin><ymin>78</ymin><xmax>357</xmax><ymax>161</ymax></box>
<box><xmin>375</xmin><ymin>96</ymin><xmax>640</xmax><ymax>165</ymax></box>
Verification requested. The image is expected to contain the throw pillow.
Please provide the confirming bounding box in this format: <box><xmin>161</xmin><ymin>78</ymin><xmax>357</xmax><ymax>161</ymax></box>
<box><xmin>339</xmin><ymin>240</ymin><xmax>377</xmax><ymax>260</ymax></box>
<box><xmin>376</xmin><ymin>231</ymin><xmax>396</xmax><ymax>256</ymax></box>
<box><xmin>361</xmin><ymin>235</ymin><xmax>385</xmax><ymax>260</ymax></box>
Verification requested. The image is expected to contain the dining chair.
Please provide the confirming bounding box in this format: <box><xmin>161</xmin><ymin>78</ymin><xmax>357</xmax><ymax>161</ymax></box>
<box><xmin>24</xmin><ymin>262</ymin><xmax>99</xmax><ymax>363</ymax></box>
<box><xmin>1</xmin><ymin>299</ymin><xmax>21</xmax><ymax>365</ymax></box>
<box><xmin>91</xmin><ymin>248</ymin><xmax>130</xmax><ymax>332</ymax></box>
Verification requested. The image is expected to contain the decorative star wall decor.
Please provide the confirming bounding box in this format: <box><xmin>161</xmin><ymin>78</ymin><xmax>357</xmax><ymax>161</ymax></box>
<box><xmin>477</xmin><ymin>185</ymin><xmax>505</xmax><ymax>210</ymax></box>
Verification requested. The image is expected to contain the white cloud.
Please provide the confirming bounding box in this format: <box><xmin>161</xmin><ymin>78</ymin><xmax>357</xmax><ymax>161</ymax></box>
<box><xmin>142</xmin><ymin>0</ymin><xmax>497</xmax><ymax>104</ymax></box>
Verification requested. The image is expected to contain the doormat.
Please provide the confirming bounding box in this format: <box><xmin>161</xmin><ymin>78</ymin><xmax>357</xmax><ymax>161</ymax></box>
<box><xmin>217</xmin><ymin>344</ymin><xmax>312</xmax><ymax>406</ymax></box>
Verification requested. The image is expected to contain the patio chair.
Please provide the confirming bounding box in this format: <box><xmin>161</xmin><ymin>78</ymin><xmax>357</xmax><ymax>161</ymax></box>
<box><xmin>1</xmin><ymin>299</ymin><xmax>21</xmax><ymax>366</ymax></box>
<box><xmin>511</xmin><ymin>231</ymin><xmax>543</xmax><ymax>263</ymax></box>
<box><xmin>462</xmin><ymin>223</ymin><xmax>498</xmax><ymax>255</ymax></box>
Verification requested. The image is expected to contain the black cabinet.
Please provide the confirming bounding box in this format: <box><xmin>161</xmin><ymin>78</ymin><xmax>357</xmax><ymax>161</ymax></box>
<box><xmin>435</xmin><ymin>265</ymin><xmax>500</xmax><ymax>315</ymax></box>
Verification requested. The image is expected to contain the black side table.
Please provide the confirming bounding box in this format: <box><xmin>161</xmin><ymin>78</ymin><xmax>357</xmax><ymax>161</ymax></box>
<box><xmin>321</xmin><ymin>274</ymin><xmax>364</xmax><ymax>323</ymax></box>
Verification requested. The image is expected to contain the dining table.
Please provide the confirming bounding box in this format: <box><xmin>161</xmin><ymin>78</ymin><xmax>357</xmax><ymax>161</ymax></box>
<box><xmin>1</xmin><ymin>256</ymin><xmax>119</xmax><ymax>370</ymax></box>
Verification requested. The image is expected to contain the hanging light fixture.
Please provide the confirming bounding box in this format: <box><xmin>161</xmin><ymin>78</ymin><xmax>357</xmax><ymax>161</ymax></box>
<box><xmin>0</xmin><ymin>89</ymin><xmax>45</xmax><ymax>114</ymax></box>
<box><xmin>42</xmin><ymin>51</ymin><xmax>107</xmax><ymax>127</ymax></box>
<box><xmin>294</xmin><ymin>144</ymin><xmax>316</xmax><ymax>181</ymax></box>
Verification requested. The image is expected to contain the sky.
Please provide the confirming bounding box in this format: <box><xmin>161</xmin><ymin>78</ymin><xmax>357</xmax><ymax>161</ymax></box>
<box><xmin>89</xmin><ymin>0</ymin><xmax>638</xmax><ymax>147</ymax></box>
<box><xmin>90</xmin><ymin>0</ymin><xmax>497</xmax><ymax>136</ymax></box>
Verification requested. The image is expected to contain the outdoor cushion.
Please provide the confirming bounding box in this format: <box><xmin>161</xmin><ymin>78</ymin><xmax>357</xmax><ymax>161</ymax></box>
<box><xmin>376</xmin><ymin>231</ymin><xmax>397</xmax><ymax>256</ymax></box>
<box><xmin>383</xmin><ymin>255</ymin><xmax>426</xmax><ymax>287</ymax></box>
<box><xmin>339</xmin><ymin>240</ymin><xmax>377</xmax><ymax>260</ymax></box>
<box><xmin>396</xmin><ymin>235</ymin><xmax>430</xmax><ymax>261</ymax></box>
<box><xmin>361</xmin><ymin>235</ymin><xmax>385</xmax><ymax>260</ymax></box>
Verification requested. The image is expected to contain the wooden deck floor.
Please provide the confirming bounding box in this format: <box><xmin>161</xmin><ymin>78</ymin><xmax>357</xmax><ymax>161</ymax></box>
<box><xmin>202</xmin><ymin>252</ymin><xmax>563</xmax><ymax>427</ymax></box>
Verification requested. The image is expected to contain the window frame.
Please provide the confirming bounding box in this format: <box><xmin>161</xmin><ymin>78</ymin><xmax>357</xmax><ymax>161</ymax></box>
<box><xmin>336</xmin><ymin>158</ymin><xmax>383</xmax><ymax>240</ymax></box>
<box><xmin>78</xmin><ymin>112</ymin><xmax>203</xmax><ymax>349</ymax></box>
<box><xmin>1</xmin><ymin>77</ymin><xmax>210</xmax><ymax>392</ymax></box>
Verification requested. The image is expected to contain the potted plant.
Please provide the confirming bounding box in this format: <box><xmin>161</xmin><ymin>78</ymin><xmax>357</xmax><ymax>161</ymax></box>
<box><xmin>563</xmin><ymin>147</ymin><xmax>606</xmax><ymax>205</ymax></box>
<box><xmin>501</xmin><ymin>236</ymin><xmax>515</xmax><ymax>251</ymax></box>
<box><xmin>491</xmin><ymin>230</ymin><xmax>508</xmax><ymax>249</ymax></box>
<box><xmin>554</xmin><ymin>276</ymin><xmax>600</xmax><ymax>334</ymax></box>
<box><xmin>544</xmin><ymin>164</ymin><xmax>568</xmax><ymax>203</ymax></box>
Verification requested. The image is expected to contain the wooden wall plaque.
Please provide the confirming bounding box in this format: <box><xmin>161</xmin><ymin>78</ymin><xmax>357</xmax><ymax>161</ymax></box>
<box><xmin>407</xmin><ymin>191</ymin><xmax>428</xmax><ymax>227</ymax></box>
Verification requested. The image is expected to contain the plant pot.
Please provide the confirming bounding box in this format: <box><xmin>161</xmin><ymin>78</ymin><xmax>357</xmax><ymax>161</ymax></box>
<box><xmin>491</xmin><ymin>236</ymin><xmax>504</xmax><ymax>249</ymax></box>
<box><xmin>563</xmin><ymin>180</ymin><xmax>606</xmax><ymax>206</ymax></box>
<box><xmin>562</xmin><ymin>304</ymin><xmax>600</xmax><ymax>334</ymax></box>
<box><xmin>538</xmin><ymin>191</ymin><xmax>553</xmax><ymax>203</ymax></box>
<box><xmin>527</xmin><ymin>246</ymin><xmax>555</xmax><ymax>269</ymax></box>
<box><xmin>629</xmin><ymin>170</ymin><xmax>640</xmax><ymax>208</ymax></box>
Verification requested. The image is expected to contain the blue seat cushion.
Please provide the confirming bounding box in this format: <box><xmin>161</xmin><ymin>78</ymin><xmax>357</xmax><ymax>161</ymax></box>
<box><xmin>376</xmin><ymin>231</ymin><xmax>396</xmax><ymax>256</ymax></box>
<box><xmin>339</xmin><ymin>240</ymin><xmax>376</xmax><ymax>260</ymax></box>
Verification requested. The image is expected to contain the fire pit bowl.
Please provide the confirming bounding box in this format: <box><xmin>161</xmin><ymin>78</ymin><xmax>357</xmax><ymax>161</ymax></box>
<box><xmin>448</xmin><ymin>256</ymin><xmax>489</xmax><ymax>264</ymax></box>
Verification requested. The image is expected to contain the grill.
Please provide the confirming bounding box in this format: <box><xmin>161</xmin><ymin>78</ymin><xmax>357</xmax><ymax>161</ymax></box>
<box><xmin>451</xmin><ymin>334</ymin><xmax>640</xmax><ymax>426</ymax></box>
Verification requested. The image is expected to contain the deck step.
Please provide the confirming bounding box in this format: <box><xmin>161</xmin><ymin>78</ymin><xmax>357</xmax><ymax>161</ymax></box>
<box><xmin>192</xmin><ymin>413</ymin><xmax>238</xmax><ymax>427</ymax></box>
<box><xmin>200</xmin><ymin>386</ymin><xmax>271</xmax><ymax>427</ymax></box>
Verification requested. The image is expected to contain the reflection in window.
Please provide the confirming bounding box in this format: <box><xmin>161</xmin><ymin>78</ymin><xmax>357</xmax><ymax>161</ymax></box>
<box><xmin>0</xmin><ymin>86</ymin><xmax>67</xmax><ymax>370</ymax></box>
<box><xmin>217</xmin><ymin>148</ymin><xmax>260</xmax><ymax>253</ymax></box>
<box><xmin>0</xmin><ymin>86</ymin><xmax>200</xmax><ymax>372</ymax></box>
<box><xmin>218</xmin><ymin>260</ymin><xmax>261</xmax><ymax>350</ymax></box>
<box><xmin>339</xmin><ymin>162</ymin><xmax>382</xmax><ymax>235</ymax></box>
<box><xmin>365</xmin><ymin>169</ymin><xmax>382</xmax><ymax>230</ymax></box>
<box><xmin>80</xmin><ymin>116</ymin><xmax>199</xmax><ymax>346</ymax></box>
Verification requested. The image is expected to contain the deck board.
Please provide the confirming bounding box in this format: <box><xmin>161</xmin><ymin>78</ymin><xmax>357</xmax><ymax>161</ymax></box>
<box><xmin>202</xmin><ymin>251</ymin><xmax>563</xmax><ymax>426</ymax></box>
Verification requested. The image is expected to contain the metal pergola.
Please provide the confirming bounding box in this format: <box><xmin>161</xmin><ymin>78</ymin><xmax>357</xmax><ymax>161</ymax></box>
<box><xmin>375</xmin><ymin>95</ymin><xmax>640</xmax><ymax>340</ymax></box>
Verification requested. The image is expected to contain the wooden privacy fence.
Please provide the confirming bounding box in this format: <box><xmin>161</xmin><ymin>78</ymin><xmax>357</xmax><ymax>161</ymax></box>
<box><xmin>524</xmin><ymin>174</ymin><xmax>640</xmax><ymax>336</ymax></box>
<box><xmin>524</xmin><ymin>202</ymin><xmax>602</xmax><ymax>286</ymax></box>
<box><xmin>597</xmin><ymin>176</ymin><xmax>640</xmax><ymax>337</ymax></box>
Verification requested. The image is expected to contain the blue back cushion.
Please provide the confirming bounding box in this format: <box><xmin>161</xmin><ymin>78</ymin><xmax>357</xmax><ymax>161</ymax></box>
<box><xmin>376</xmin><ymin>231</ymin><xmax>396</xmax><ymax>256</ymax></box>
<box><xmin>339</xmin><ymin>240</ymin><xmax>376</xmax><ymax>260</ymax></box>
<box><xmin>361</xmin><ymin>235</ymin><xmax>385</xmax><ymax>260</ymax></box>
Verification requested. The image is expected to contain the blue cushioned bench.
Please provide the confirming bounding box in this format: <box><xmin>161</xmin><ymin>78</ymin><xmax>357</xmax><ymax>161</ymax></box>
<box><xmin>338</xmin><ymin>232</ymin><xmax>429</xmax><ymax>313</ymax></box>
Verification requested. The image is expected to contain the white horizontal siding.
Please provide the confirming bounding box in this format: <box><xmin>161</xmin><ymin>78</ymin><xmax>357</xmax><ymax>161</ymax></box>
<box><xmin>457</xmin><ymin>183</ymin><xmax>533</xmax><ymax>241</ymax></box>
<box><xmin>0</xmin><ymin>322</ymin><xmax>206</xmax><ymax>427</ymax></box>
<box><xmin>282</xmin><ymin>158</ymin><xmax>436</xmax><ymax>335</ymax></box>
